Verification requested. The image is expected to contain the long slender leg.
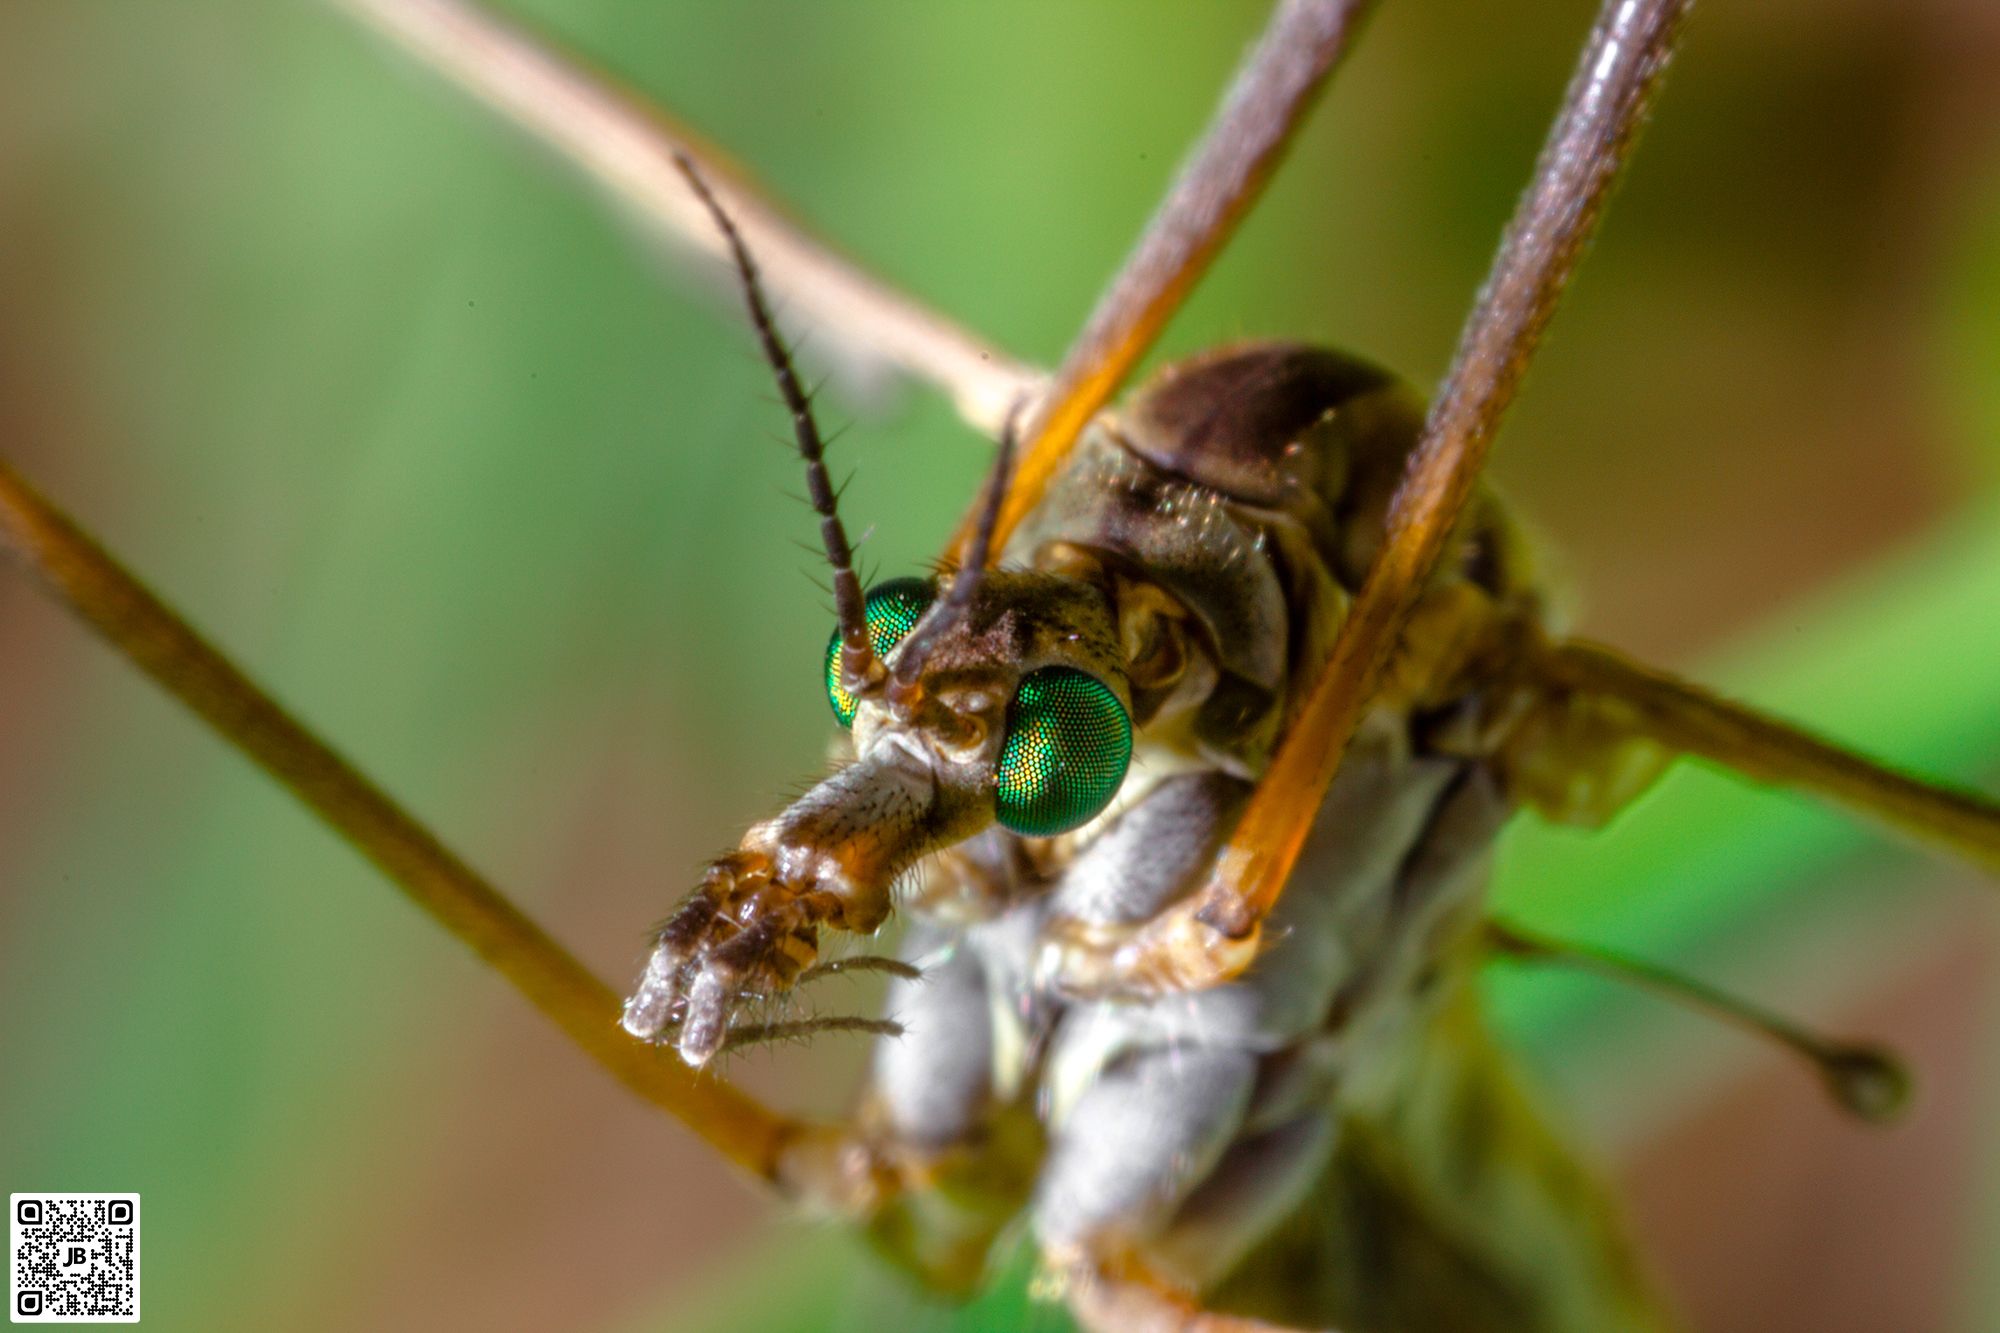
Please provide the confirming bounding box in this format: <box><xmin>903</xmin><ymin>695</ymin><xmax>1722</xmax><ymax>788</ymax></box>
<box><xmin>1531</xmin><ymin>637</ymin><xmax>2000</xmax><ymax>872</ymax></box>
<box><xmin>1095</xmin><ymin>0</ymin><xmax>1696</xmax><ymax>991</ymax></box>
<box><xmin>0</xmin><ymin>450</ymin><xmax>983</xmax><ymax>1234</ymax></box>
<box><xmin>0</xmin><ymin>457</ymin><xmax>805</xmax><ymax>1183</ymax></box>
<box><xmin>970</xmin><ymin>0</ymin><xmax>1376</xmax><ymax>556</ymax></box>
<box><xmin>329</xmin><ymin>0</ymin><xmax>1041</xmax><ymax>435</ymax></box>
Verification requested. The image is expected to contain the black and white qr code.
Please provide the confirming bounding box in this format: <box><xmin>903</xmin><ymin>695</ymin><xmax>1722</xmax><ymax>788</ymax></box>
<box><xmin>9</xmin><ymin>1196</ymin><xmax>138</xmax><ymax>1324</ymax></box>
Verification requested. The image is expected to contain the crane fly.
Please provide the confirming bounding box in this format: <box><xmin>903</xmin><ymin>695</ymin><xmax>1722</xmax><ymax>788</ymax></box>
<box><xmin>1</xmin><ymin>0</ymin><xmax>1995</xmax><ymax>1330</ymax></box>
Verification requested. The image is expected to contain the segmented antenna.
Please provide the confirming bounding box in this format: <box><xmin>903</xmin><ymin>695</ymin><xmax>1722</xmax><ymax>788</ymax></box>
<box><xmin>892</xmin><ymin>399</ymin><xmax>1023</xmax><ymax>683</ymax></box>
<box><xmin>1487</xmin><ymin>920</ymin><xmax>1911</xmax><ymax>1123</ymax></box>
<box><xmin>673</xmin><ymin>152</ymin><xmax>875</xmax><ymax>693</ymax></box>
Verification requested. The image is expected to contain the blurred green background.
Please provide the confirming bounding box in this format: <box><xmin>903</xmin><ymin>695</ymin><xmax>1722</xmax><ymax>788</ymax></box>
<box><xmin>1</xmin><ymin>1</ymin><xmax>1997</xmax><ymax>1330</ymax></box>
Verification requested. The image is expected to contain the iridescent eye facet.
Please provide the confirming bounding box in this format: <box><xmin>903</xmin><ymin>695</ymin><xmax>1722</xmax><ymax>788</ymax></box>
<box><xmin>994</xmin><ymin>667</ymin><xmax>1132</xmax><ymax>837</ymax></box>
<box><xmin>824</xmin><ymin>577</ymin><xmax>934</xmax><ymax>727</ymax></box>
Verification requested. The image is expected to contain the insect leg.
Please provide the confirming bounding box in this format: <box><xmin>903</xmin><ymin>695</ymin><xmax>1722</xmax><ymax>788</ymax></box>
<box><xmin>969</xmin><ymin>0</ymin><xmax>1374</xmax><ymax>557</ymax></box>
<box><xmin>1037</xmin><ymin>1049</ymin><xmax>1317</xmax><ymax>1332</ymax></box>
<box><xmin>1486</xmin><ymin>919</ymin><xmax>1912</xmax><ymax>1121</ymax></box>
<box><xmin>1081</xmin><ymin>0</ymin><xmax>1695</xmax><ymax>992</ymax></box>
<box><xmin>868</xmin><ymin>921</ymin><xmax>999</xmax><ymax>1154</ymax></box>
<box><xmin>0</xmin><ymin>457</ymin><xmax>809</xmax><ymax>1183</ymax></box>
<box><xmin>0</xmin><ymin>447</ymin><xmax>968</xmax><ymax>1221</ymax></box>
<box><xmin>768</xmin><ymin>917</ymin><xmax>1047</xmax><ymax>1290</ymax></box>
<box><xmin>1521</xmin><ymin>637</ymin><xmax>2000</xmax><ymax>873</ymax></box>
<box><xmin>331</xmin><ymin>0</ymin><xmax>1042</xmax><ymax>435</ymax></box>
<box><xmin>1034</xmin><ymin>1045</ymin><xmax>1261</xmax><ymax>1267</ymax></box>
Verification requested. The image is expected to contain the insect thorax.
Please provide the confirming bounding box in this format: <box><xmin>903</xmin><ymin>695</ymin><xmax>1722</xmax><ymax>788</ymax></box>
<box><xmin>861</xmin><ymin>344</ymin><xmax>1670</xmax><ymax>1325</ymax></box>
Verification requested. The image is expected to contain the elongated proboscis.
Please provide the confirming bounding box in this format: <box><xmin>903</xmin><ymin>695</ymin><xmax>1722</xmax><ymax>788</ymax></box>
<box><xmin>1487</xmin><ymin>920</ymin><xmax>1911</xmax><ymax>1123</ymax></box>
<box><xmin>673</xmin><ymin>152</ymin><xmax>875</xmax><ymax>696</ymax></box>
<box><xmin>894</xmin><ymin>399</ymin><xmax>1022</xmax><ymax>684</ymax></box>
<box><xmin>1193</xmin><ymin>0</ymin><xmax>1694</xmax><ymax>938</ymax></box>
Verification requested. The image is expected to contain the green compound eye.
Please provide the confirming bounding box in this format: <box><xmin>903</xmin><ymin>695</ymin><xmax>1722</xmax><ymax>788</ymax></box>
<box><xmin>825</xmin><ymin>577</ymin><xmax>934</xmax><ymax>727</ymax></box>
<box><xmin>994</xmin><ymin>667</ymin><xmax>1132</xmax><ymax>837</ymax></box>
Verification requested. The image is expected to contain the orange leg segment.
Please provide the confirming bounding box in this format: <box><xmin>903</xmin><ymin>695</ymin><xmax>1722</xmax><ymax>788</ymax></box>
<box><xmin>1063</xmin><ymin>0</ymin><xmax>1694</xmax><ymax>994</ymax></box>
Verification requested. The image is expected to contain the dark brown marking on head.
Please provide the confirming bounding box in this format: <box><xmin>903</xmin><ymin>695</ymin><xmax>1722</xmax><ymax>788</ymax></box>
<box><xmin>890</xmin><ymin>570</ymin><xmax>1124</xmax><ymax>691</ymax></box>
<box><xmin>1122</xmin><ymin>341</ymin><xmax>1396</xmax><ymax>507</ymax></box>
